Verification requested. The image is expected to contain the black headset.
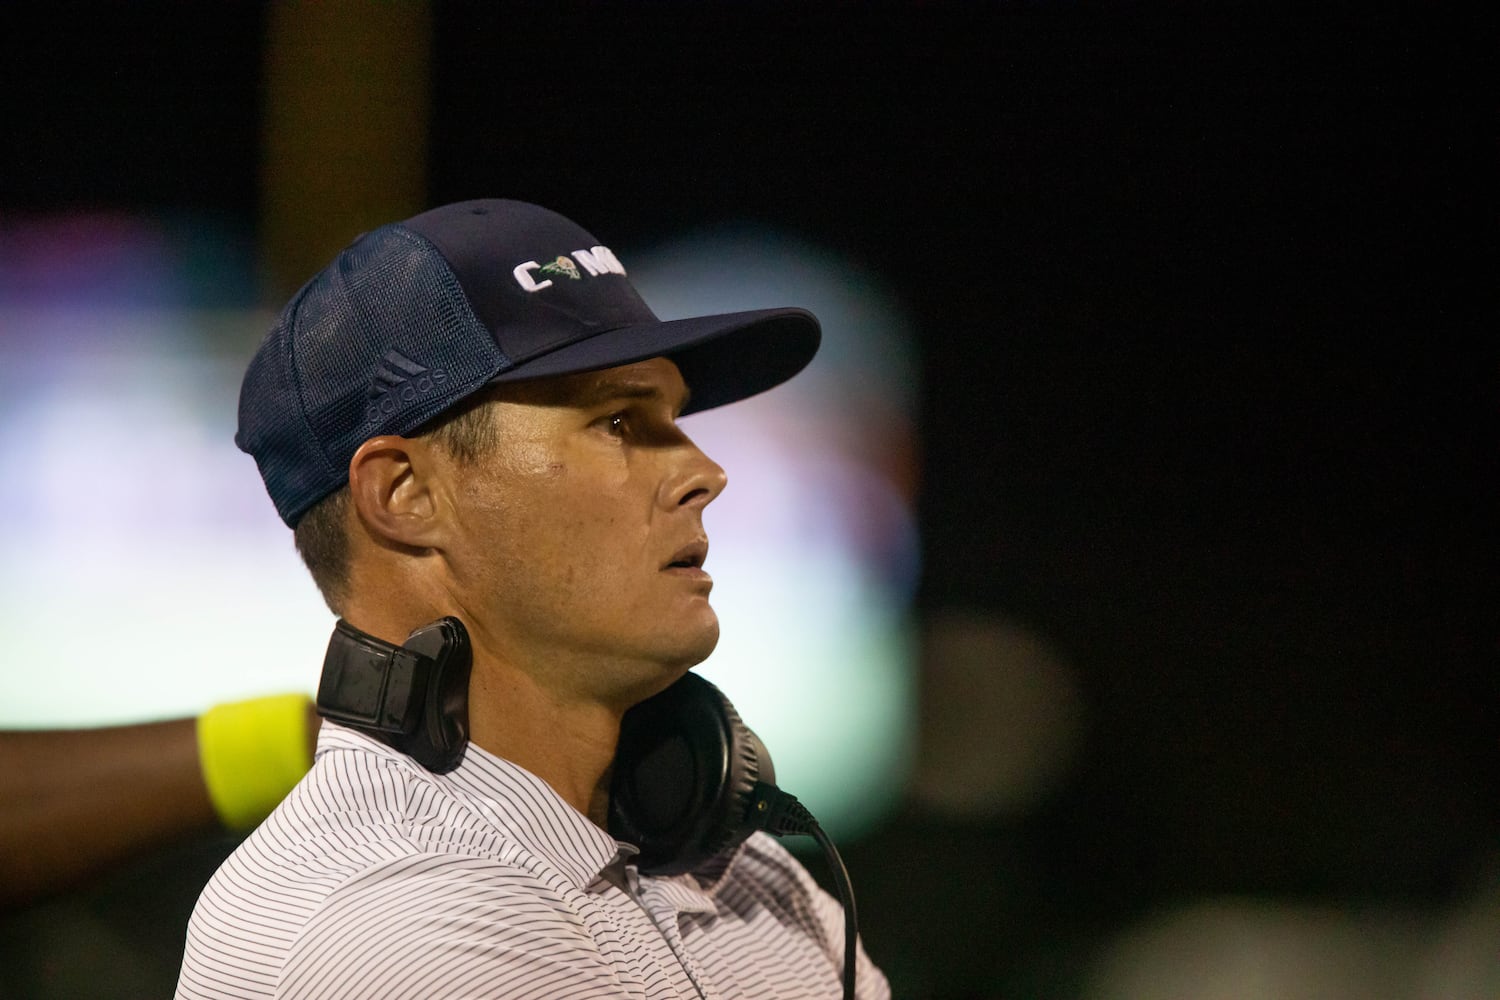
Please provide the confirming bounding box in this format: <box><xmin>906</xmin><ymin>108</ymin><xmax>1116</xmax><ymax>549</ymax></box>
<box><xmin>316</xmin><ymin>616</ymin><xmax>859</xmax><ymax>998</ymax></box>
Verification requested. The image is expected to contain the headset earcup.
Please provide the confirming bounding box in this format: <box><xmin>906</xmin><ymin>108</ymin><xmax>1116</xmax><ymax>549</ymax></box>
<box><xmin>317</xmin><ymin>617</ymin><xmax>473</xmax><ymax>774</ymax></box>
<box><xmin>608</xmin><ymin>673</ymin><xmax>772</xmax><ymax>876</ymax></box>
<box><xmin>400</xmin><ymin>617</ymin><xmax>472</xmax><ymax>773</ymax></box>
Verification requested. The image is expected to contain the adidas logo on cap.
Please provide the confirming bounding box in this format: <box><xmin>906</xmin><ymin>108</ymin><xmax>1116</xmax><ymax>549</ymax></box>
<box><xmin>363</xmin><ymin>349</ymin><xmax>449</xmax><ymax>428</ymax></box>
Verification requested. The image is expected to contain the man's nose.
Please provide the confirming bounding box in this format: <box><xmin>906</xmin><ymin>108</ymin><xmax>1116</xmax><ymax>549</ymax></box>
<box><xmin>663</xmin><ymin>438</ymin><xmax>727</xmax><ymax>510</ymax></box>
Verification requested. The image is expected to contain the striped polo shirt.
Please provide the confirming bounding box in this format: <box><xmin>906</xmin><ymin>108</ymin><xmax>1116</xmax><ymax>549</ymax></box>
<box><xmin>176</xmin><ymin>723</ymin><xmax>888</xmax><ymax>999</ymax></box>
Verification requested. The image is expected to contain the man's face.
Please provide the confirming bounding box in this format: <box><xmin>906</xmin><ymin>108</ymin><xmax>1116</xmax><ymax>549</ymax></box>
<box><xmin>437</xmin><ymin>357</ymin><xmax>727</xmax><ymax>705</ymax></box>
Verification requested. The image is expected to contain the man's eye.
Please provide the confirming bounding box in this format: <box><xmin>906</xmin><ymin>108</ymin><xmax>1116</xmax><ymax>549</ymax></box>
<box><xmin>600</xmin><ymin>412</ymin><xmax>627</xmax><ymax>436</ymax></box>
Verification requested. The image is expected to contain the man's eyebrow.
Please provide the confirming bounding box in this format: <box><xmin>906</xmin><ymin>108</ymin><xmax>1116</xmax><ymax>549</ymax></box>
<box><xmin>575</xmin><ymin>377</ymin><xmax>691</xmax><ymax>412</ymax></box>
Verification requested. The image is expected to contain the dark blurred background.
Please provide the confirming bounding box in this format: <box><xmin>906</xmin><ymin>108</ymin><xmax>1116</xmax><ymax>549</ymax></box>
<box><xmin>2</xmin><ymin>3</ymin><xmax>1494</xmax><ymax>998</ymax></box>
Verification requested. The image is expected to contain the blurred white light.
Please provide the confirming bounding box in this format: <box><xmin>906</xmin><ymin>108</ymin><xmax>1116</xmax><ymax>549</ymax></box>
<box><xmin>0</xmin><ymin>305</ymin><xmax>334</xmax><ymax>724</ymax></box>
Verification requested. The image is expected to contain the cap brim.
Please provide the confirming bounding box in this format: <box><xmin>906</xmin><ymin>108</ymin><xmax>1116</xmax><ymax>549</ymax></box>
<box><xmin>487</xmin><ymin>307</ymin><xmax>820</xmax><ymax>414</ymax></box>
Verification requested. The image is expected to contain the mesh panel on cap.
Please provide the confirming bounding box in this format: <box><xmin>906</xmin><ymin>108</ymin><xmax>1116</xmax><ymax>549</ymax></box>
<box><xmin>237</xmin><ymin>307</ymin><xmax>328</xmax><ymax>524</ymax></box>
<box><xmin>241</xmin><ymin>224</ymin><xmax>510</xmax><ymax>526</ymax></box>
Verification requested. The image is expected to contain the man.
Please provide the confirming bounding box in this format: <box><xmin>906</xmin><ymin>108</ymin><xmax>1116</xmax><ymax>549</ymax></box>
<box><xmin>176</xmin><ymin>199</ymin><xmax>889</xmax><ymax>999</ymax></box>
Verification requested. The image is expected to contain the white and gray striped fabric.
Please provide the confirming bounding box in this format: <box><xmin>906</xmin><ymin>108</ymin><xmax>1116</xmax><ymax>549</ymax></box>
<box><xmin>175</xmin><ymin>723</ymin><xmax>889</xmax><ymax>999</ymax></box>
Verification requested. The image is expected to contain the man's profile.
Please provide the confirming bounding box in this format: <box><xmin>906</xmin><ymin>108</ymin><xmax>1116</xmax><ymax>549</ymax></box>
<box><xmin>175</xmin><ymin>199</ymin><xmax>889</xmax><ymax>999</ymax></box>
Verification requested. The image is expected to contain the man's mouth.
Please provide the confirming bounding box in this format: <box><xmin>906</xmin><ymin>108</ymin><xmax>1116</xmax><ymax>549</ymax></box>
<box><xmin>664</xmin><ymin>541</ymin><xmax>708</xmax><ymax>570</ymax></box>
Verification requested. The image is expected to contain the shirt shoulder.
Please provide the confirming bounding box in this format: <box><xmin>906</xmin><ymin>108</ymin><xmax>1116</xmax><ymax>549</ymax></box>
<box><xmin>709</xmin><ymin>832</ymin><xmax>893</xmax><ymax>1000</ymax></box>
<box><xmin>177</xmin><ymin>735</ymin><xmax>545</xmax><ymax>1000</ymax></box>
<box><xmin>715</xmin><ymin>833</ymin><xmax>833</xmax><ymax>935</ymax></box>
<box><xmin>275</xmin><ymin>851</ymin><xmax>628</xmax><ymax>1000</ymax></box>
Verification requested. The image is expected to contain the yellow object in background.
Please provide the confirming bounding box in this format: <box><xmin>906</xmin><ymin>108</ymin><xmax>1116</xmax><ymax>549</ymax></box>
<box><xmin>197</xmin><ymin>694</ymin><xmax>313</xmax><ymax>831</ymax></box>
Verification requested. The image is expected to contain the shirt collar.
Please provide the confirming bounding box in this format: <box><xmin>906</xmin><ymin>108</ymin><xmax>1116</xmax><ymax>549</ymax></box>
<box><xmin>319</xmin><ymin>722</ymin><xmax>624</xmax><ymax>889</ymax></box>
<box><xmin>626</xmin><ymin>837</ymin><xmax>758</xmax><ymax>917</ymax></box>
<box><xmin>318</xmin><ymin>723</ymin><xmax>754</xmax><ymax>895</ymax></box>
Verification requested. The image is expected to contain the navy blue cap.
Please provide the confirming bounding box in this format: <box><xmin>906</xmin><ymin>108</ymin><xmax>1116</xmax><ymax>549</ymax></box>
<box><xmin>236</xmin><ymin>199</ymin><xmax>820</xmax><ymax>527</ymax></box>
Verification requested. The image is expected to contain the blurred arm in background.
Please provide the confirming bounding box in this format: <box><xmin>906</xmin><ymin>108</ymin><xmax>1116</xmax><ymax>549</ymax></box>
<box><xmin>0</xmin><ymin>695</ymin><xmax>318</xmax><ymax>910</ymax></box>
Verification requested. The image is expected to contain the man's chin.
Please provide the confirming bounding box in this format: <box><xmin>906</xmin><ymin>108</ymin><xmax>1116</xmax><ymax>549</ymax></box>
<box><xmin>655</xmin><ymin>627</ymin><xmax>721</xmax><ymax>680</ymax></box>
<box><xmin>621</xmin><ymin>622</ymin><xmax>720</xmax><ymax>705</ymax></box>
<box><xmin>656</xmin><ymin>603</ymin><xmax>720</xmax><ymax>662</ymax></box>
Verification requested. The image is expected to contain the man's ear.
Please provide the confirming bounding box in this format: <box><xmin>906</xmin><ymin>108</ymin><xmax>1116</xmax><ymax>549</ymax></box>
<box><xmin>347</xmin><ymin>435</ymin><xmax>447</xmax><ymax>549</ymax></box>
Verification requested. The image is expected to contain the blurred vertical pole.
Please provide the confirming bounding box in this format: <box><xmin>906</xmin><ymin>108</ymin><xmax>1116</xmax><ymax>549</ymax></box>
<box><xmin>260</xmin><ymin>0</ymin><xmax>432</xmax><ymax>301</ymax></box>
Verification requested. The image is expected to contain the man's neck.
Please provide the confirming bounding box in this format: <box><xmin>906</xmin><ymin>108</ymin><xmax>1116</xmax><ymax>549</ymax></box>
<box><xmin>465</xmin><ymin>656</ymin><xmax>625</xmax><ymax>827</ymax></box>
<box><xmin>335</xmin><ymin>598</ymin><xmax>660</xmax><ymax>829</ymax></box>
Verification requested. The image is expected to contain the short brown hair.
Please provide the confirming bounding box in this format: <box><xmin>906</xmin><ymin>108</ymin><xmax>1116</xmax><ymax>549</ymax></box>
<box><xmin>293</xmin><ymin>390</ymin><xmax>502</xmax><ymax>614</ymax></box>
